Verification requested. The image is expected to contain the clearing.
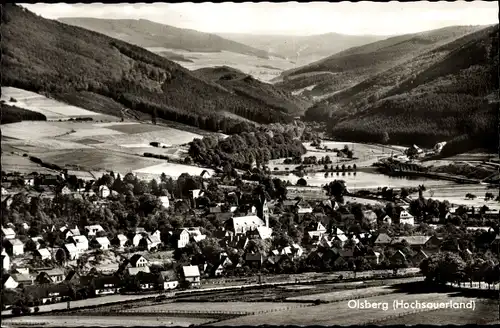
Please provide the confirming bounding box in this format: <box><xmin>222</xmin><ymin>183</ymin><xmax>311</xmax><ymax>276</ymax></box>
<box><xmin>1</xmin><ymin>87</ymin><xmax>105</xmax><ymax>120</ymax></box>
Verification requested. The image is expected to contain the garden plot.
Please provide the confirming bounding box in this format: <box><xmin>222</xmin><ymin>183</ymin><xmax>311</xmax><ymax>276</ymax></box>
<box><xmin>133</xmin><ymin>163</ymin><xmax>213</xmax><ymax>179</ymax></box>
<box><xmin>211</xmin><ymin>293</ymin><xmax>480</xmax><ymax>326</ymax></box>
<box><xmin>1</xmin><ymin>87</ymin><xmax>103</xmax><ymax>119</ymax></box>
<box><xmin>124</xmin><ymin>301</ymin><xmax>305</xmax><ymax>314</ymax></box>
<box><xmin>1</xmin><ymin>121</ymin><xmax>72</xmax><ymax>139</ymax></box>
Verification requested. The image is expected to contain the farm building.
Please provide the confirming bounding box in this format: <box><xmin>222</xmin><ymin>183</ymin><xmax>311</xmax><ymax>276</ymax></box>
<box><xmin>160</xmin><ymin>270</ymin><xmax>179</xmax><ymax>290</ymax></box>
<box><xmin>182</xmin><ymin>265</ymin><xmax>201</xmax><ymax>287</ymax></box>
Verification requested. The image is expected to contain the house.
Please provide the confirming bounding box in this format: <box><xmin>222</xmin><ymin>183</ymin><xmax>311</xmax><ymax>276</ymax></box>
<box><xmin>160</xmin><ymin>270</ymin><xmax>179</xmax><ymax>290</ymax></box>
<box><xmin>31</xmin><ymin>236</ymin><xmax>43</xmax><ymax>250</ymax></box>
<box><xmin>98</xmin><ymin>185</ymin><xmax>110</xmax><ymax>198</ymax></box>
<box><xmin>297</xmin><ymin>199</ymin><xmax>313</xmax><ymax>215</ymax></box>
<box><xmin>390</xmin><ymin>250</ymin><xmax>407</xmax><ymax>264</ymax></box>
<box><xmin>58</xmin><ymin>185</ymin><xmax>72</xmax><ymax>195</ymax></box>
<box><xmin>2</xmin><ymin>249</ymin><xmax>11</xmax><ymax>271</ymax></box>
<box><xmin>135</xmin><ymin>272</ymin><xmax>159</xmax><ymax>290</ymax></box>
<box><xmin>2</xmin><ymin>226</ymin><xmax>16</xmax><ymax>240</ymax></box>
<box><xmin>381</xmin><ymin>215</ymin><xmax>392</xmax><ymax>225</ymax></box>
<box><xmin>366</xmin><ymin>250</ymin><xmax>383</xmax><ymax>265</ymax></box>
<box><xmin>64</xmin><ymin>243</ymin><xmax>79</xmax><ymax>260</ymax></box>
<box><xmin>37</xmin><ymin>268</ymin><xmax>65</xmax><ymax>283</ymax></box>
<box><xmin>24</xmin><ymin>283</ymin><xmax>71</xmax><ymax>305</ymax></box>
<box><xmin>138</xmin><ymin>234</ymin><xmax>161</xmax><ymax>251</ymax></box>
<box><xmin>182</xmin><ymin>265</ymin><xmax>201</xmax><ymax>287</ymax></box>
<box><xmin>190</xmin><ymin>189</ymin><xmax>205</xmax><ymax>208</ymax></box>
<box><xmin>22</xmin><ymin>222</ymin><xmax>30</xmax><ymax>231</ymax></box>
<box><xmin>132</xmin><ymin>233</ymin><xmax>144</xmax><ymax>247</ymax></box>
<box><xmin>391</xmin><ymin>235</ymin><xmax>441</xmax><ymax>251</ymax></box>
<box><xmin>159</xmin><ymin>196</ymin><xmax>170</xmax><ymax>209</ymax></box>
<box><xmin>113</xmin><ymin>234</ymin><xmax>128</xmax><ymax>248</ymax></box>
<box><xmin>412</xmin><ymin>249</ymin><xmax>429</xmax><ymax>266</ymax></box>
<box><xmin>35</xmin><ymin>248</ymin><xmax>52</xmax><ymax>261</ymax></box>
<box><xmin>84</xmin><ymin>224</ymin><xmax>105</xmax><ymax>236</ymax></box>
<box><xmin>135</xmin><ymin>227</ymin><xmax>146</xmax><ymax>234</ymax></box>
<box><xmin>374</xmin><ymin>233</ymin><xmax>392</xmax><ymax>246</ymax></box>
<box><xmin>24</xmin><ymin>175</ymin><xmax>36</xmax><ymax>186</ymax></box>
<box><xmin>64</xmin><ymin>270</ymin><xmax>81</xmax><ymax>285</ymax></box>
<box><xmin>211</xmin><ymin>255</ymin><xmax>233</xmax><ymax>277</ymax></box>
<box><xmin>72</xmin><ymin>235</ymin><xmax>89</xmax><ymax>253</ymax></box>
<box><xmin>124</xmin><ymin>255</ymin><xmax>146</xmax><ymax>269</ymax></box>
<box><xmin>306</xmin><ymin>222</ymin><xmax>327</xmax><ymax>239</ymax></box>
<box><xmin>6</xmin><ymin>238</ymin><xmax>24</xmax><ymax>256</ymax></box>
<box><xmin>93</xmin><ymin>275</ymin><xmax>121</xmax><ymax>295</ymax></box>
<box><xmin>185</xmin><ymin>227</ymin><xmax>206</xmax><ymax>242</ymax></box>
<box><xmin>12</xmin><ymin>273</ymin><xmax>35</xmax><ymax>286</ymax></box>
<box><xmin>245</xmin><ymin>253</ymin><xmax>265</xmax><ymax>268</ymax></box>
<box><xmin>399</xmin><ymin>211</ymin><xmax>415</xmax><ymax>226</ymax></box>
<box><xmin>254</xmin><ymin>226</ymin><xmax>273</xmax><ymax>240</ymax></box>
<box><xmin>3</xmin><ymin>274</ymin><xmax>19</xmax><ymax>289</ymax></box>
<box><xmin>226</xmin><ymin>215</ymin><xmax>267</xmax><ymax>235</ymax></box>
<box><xmin>170</xmin><ymin>229</ymin><xmax>190</xmax><ymax>249</ymax></box>
<box><xmin>291</xmin><ymin>244</ymin><xmax>304</xmax><ymax>258</ymax></box>
<box><xmin>94</xmin><ymin>237</ymin><xmax>111</xmax><ymax>250</ymax></box>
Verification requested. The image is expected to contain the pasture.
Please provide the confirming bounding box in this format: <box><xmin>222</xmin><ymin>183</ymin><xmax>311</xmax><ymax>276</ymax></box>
<box><xmin>210</xmin><ymin>293</ymin><xmax>483</xmax><ymax>326</ymax></box>
<box><xmin>1</xmin><ymin>121</ymin><xmax>73</xmax><ymax>139</ymax></box>
<box><xmin>285</xmin><ymin>286</ymin><xmax>394</xmax><ymax>302</ymax></box>
<box><xmin>1</xmin><ymin>87</ymin><xmax>105</xmax><ymax>120</ymax></box>
<box><xmin>0</xmin><ymin>153</ymin><xmax>55</xmax><ymax>174</ymax></box>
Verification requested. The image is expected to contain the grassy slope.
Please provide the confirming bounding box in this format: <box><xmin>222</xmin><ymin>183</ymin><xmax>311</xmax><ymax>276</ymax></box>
<box><xmin>327</xmin><ymin>25</ymin><xmax>499</xmax><ymax>149</ymax></box>
<box><xmin>277</xmin><ymin>26</ymin><xmax>487</xmax><ymax>96</ymax></box>
<box><xmin>57</xmin><ymin>17</ymin><xmax>273</xmax><ymax>58</ymax></box>
<box><xmin>1</xmin><ymin>4</ymin><xmax>293</xmax><ymax>132</ymax></box>
<box><xmin>194</xmin><ymin>66</ymin><xmax>312</xmax><ymax>116</ymax></box>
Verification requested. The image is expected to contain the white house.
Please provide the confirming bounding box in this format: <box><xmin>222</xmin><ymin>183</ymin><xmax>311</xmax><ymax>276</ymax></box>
<box><xmin>72</xmin><ymin>235</ymin><xmax>89</xmax><ymax>254</ymax></box>
<box><xmin>7</xmin><ymin>238</ymin><xmax>24</xmax><ymax>256</ymax></box>
<box><xmin>227</xmin><ymin>216</ymin><xmax>266</xmax><ymax>235</ymax></box>
<box><xmin>3</xmin><ymin>275</ymin><xmax>18</xmax><ymax>289</ymax></box>
<box><xmin>95</xmin><ymin>237</ymin><xmax>111</xmax><ymax>250</ymax></box>
<box><xmin>84</xmin><ymin>225</ymin><xmax>105</xmax><ymax>236</ymax></box>
<box><xmin>98</xmin><ymin>185</ymin><xmax>110</xmax><ymax>198</ymax></box>
<box><xmin>139</xmin><ymin>234</ymin><xmax>162</xmax><ymax>251</ymax></box>
<box><xmin>2</xmin><ymin>226</ymin><xmax>16</xmax><ymax>240</ymax></box>
<box><xmin>182</xmin><ymin>265</ymin><xmax>201</xmax><ymax>287</ymax></box>
<box><xmin>160</xmin><ymin>270</ymin><xmax>179</xmax><ymax>290</ymax></box>
<box><xmin>31</xmin><ymin>236</ymin><xmax>43</xmax><ymax>250</ymax></box>
<box><xmin>174</xmin><ymin>229</ymin><xmax>190</xmax><ymax>249</ymax></box>
<box><xmin>2</xmin><ymin>249</ymin><xmax>10</xmax><ymax>271</ymax></box>
<box><xmin>185</xmin><ymin>227</ymin><xmax>206</xmax><ymax>243</ymax></box>
<box><xmin>159</xmin><ymin>196</ymin><xmax>170</xmax><ymax>209</ymax></box>
<box><xmin>132</xmin><ymin>233</ymin><xmax>144</xmax><ymax>247</ymax></box>
<box><xmin>64</xmin><ymin>243</ymin><xmax>79</xmax><ymax>260</ymax></box>
<box><xmin>36</xmin><ymin>248</ymin><xmax>51</xmax><ymax>261</ymax></box>
<box><xmin>399</xmin><ymin>211</ymin><xmax>415</xmax><ymax>226</ymax></box>
<box><xmin>115</xmin><ymin>234</ymin><xmax>128</xmax><ymax>248</ymax></box>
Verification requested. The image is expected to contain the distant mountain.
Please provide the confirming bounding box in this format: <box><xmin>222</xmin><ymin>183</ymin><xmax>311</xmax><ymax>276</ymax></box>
<box><xmin>277</xmin><ymin>26</ymin><xmax>488</xmax><ymax>99</ymax></box>
<box><xmin>303</xmin><ymin>25</ymin><xmax>498</xmax><ymax>153</ymax></box>
<box><xmin>57</xmin><ymin>17</ymin><xmax>276</xmax><ymax>59</ymax></box>
<box><xmin>2</xmin><ymin>4</ymin><xmax>295</xmax><ymax>135</ymax></box>
<box><xmin>194</xmin><ymin>66</ymin><xmax>312</xmax><ymax>117</ymax></box>
<box><xmin>217</xmin><ymin>32</ymin><xmax>388</xmax><ymax>65</ymax></box>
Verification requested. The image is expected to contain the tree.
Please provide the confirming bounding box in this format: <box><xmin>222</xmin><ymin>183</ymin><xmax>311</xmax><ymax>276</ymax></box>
<box><xmin>381</xmin><ymin>131</ymin><xmax>390</xmax><ymax>144</ymax></box>
<box><xmin>296</xmin><ymin>178</ymin><xmax>307</xmax><ymax>186</ymax></box>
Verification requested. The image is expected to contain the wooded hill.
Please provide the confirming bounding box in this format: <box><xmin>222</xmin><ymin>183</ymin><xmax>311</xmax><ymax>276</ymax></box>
<box><xmin>57</xmin><ymin>17</ymin><xmax>275</xmax><ymax>59</ymax></box>
<box><xmin>280</xmin><ymin>24</ymin><xmax>498</xmax><ymax>153</ymax></box>
<box><xmin>1</xmin><ymin>4</ymin><xmax>294</xmax><ymax>134</ymax></box>
<box><xmin>194</xmin><ymin>66</ymin><xmax>311</xmax><ymax>117</ymax></box>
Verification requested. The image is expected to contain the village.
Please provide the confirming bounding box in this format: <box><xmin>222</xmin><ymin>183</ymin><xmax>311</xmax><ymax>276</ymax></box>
<box><xmin>1</xmin><ymin>163</ymin><xmax>499</xmax><ymax>316</ymax></box>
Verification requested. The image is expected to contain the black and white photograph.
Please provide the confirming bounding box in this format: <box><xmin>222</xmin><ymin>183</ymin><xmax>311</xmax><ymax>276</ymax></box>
<box><xmin>0</xmin><ymin>1</ymin><xmax>499</xmax><ymax>326</ymax></box>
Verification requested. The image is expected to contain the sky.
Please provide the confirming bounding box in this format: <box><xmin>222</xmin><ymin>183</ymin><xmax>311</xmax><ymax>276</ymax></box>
<box><xmin>21</xmin><ymin>1</ymin><xmax>498</xmax><ymax>36</ymax></box>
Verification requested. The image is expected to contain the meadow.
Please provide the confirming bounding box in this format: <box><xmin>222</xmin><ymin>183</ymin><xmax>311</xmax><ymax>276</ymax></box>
<box><xmin>133</xmin><ymin>163</ymin><xmax>214</xmax><ymax>179</ymax></box>
<box><xmin>1</xmin><ymin>87</ymin><xmax>107</xmax><ymax>120</ymax></box>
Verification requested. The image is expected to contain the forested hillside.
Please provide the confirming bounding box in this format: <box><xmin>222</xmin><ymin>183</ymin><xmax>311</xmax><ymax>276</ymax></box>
<box><xmin>323</xmin><ymin>25</ymin><xmax>499</xmax><ymax>153</ymax></box>
<box><xmin>0</xmin><ymin>103</ymin><xmax>47</xmax><ymax>124</ymax></box>
<box><xmin>1</xmin><ymin>4</ymin><xmax>293</xmax><ymax>135</ymax></box>
<box><xmin>277</xmin><ymin>26</ymin><xmax>486</xmax><ymax>99</ymax></box>
<box><xmin>195</xmin><ymin>66</ymin><xmax>311</xmax><ymax>117</ymax></box>
<box><xmin>58</xmin><ymin>17</ymin><xmax>274</xmax><ymax>58</ymax></box>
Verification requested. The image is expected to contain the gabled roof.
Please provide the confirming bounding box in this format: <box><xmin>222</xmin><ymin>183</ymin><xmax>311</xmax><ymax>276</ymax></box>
<box><xmin>64</xmin><ymin>243</ymin><xmax>78</xmax><ymax>254</ymax></box>
<box><xmin>374</xmin><ymin>233</ymin><xmax>392</xmax><ymax>244</ymax></box>
<box><xmin>39</xmin><ymin>268</ymin><xmax>64</xmax><ymax>276</ymax></box>
<box><xmin>36</xmin><ymin>248</ymin><xmax>51</xmax><ymax>258</ymax></box>
<box><xmin>73</xmin><ymin>235</ymin><xmax>89</xmax><ymax>243</ymax></box>
<box><xmin>95</xmin><ymin>236</ymin><xmax>110</xmax><ymax>245</ymax></box>
<box><xmin>231</xmin><ymin>215</ymin><xmax>265</xmax><ymax>231</ymax></box>
<box><xmin>117</xmin><ymin>234</ymin><xmax>128</xmax><ymax>241</ymax></box>
<box><xmin>128</xmin><ymin>266</ymin><xmax>150</xmax><ymax>276</ymax></box>
<box><xmin>8</xmin><ymin>238</ymin><xmax>23</xmax><ymax>246</ymax></box>
<box><xmin>2</xmin><ymin>227</ymin><xmax>16</xmax><ymax>236</ymax></box>
<box><xmin>391</xmin><ymin>235</ymin><xmax>432</xmax><ymax>246</ymax></box>
<box><xmin>129</xmin><ymin>254</ymin><xmax>148</xmax><ymax>267</ymax></box>
<box><xmin>182</xmin><ymin>265</ymin><xmax>200</xmax><ymax>277</ymax></box>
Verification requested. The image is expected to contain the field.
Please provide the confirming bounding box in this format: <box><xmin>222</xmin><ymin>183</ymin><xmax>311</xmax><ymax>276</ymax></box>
<box><xmin>210</xmin><ymin>292</ymin><xmax>484</xmax><ymax>326</ymax></box>
<box><xmin>146</xmin><ymin>47</ymin><xmax>296</xmax><ymax>82</ymax></box>
<box><xmin>0</xmin><ymin>153</ymin><xmax>56</xmax><ymax>174</ymax></box>
<box><xmin>2</xmin><ymin>315</ymin><xmax>211</xmax><ymax>327</ymax></box>
<box><xmin>124</xmin><ymin>301</ymin><xmax>306</xmax><ymax>314</ymax></box>
<box><xmin>1</xmin><ymin>87</ymin><xmax>108</xmax><ymax>120</ymax></box>
<box><xmin>285</xmin><ymin>286</ymin><xmax>394</xmax><ymax>302</ymax></box>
